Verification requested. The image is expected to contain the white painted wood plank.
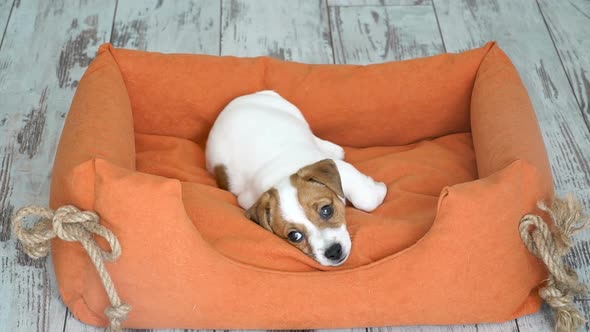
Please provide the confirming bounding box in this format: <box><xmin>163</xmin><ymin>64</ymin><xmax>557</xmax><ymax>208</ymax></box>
<box><xmin>371</xmin><ymin>325</ymin><xmax>476</xmax><ymax>332</ymax></box>
<box><xmin>221</xmin><ymin>0</ymin><xmax>333</xmax><ymax>63</ymax></box>
<box><xmin>476</xmin><ymin>321</ymin><xmax>519</xmax><ymax>332</ymax></box>
<box><xmin>328</xmin><ymin>0</ymin><xmax>431</xmax><ymax>6</ymax></box>
<box><xmin>66</xmin><ymin>310</ymin><xmax>191</xmax><ymax>332</ymax></box>
<box><xmin>433</xmin><ymin>0</ymin><xmax>590</xmax><ymax>330</ymax></box>
<box><xmin>368</xmin><ymin>321</ymin><xmax>519</xmax><ymax>332</ymax></box>
<box><xmin>573</xmin><ymin>299</ymin><xmax>590</xmax><ymax>332</ymax></box>
<box><xmin>519</xmin><ymin>301</ymin><xmax>590</xmax><ymax>332</ymax></box>
<box><xmin>514</xmin><ymin>305</ymin><xmax>554</xmax><ymax>332</ymax></box>
<box><xmin>112</xmin><ymin>0</ymin><xmax>220</xmax><ymax>54</ymax></box>
<box><xmin>329</xmin><ymin>4</ymin><xmax>444</xmax><ymax>64</ymax></box>
<box><xmin>558</xmin><ymin>0</ymin><xmax>590</xmax><ymax>268</ymax></box>
<box><xmin>0</xmin><ymin>0</ymin><xmax>13</xmax><ymax>46</ymax></box>
<box><xmin>537</xmin><ymin>0</ymin><xmax>590</xmax><ymax>139</ymax></box>
<box><xmin>0</xmin><ymin>1</ymin><xmax>117</xmax><ymax>331</ymax></box>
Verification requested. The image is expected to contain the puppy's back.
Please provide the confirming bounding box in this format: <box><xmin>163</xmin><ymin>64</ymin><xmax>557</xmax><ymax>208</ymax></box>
<box><xmin>206</xmin><ymin>90</ymin><xmax>315</xmax><ymax>193</ymax></box>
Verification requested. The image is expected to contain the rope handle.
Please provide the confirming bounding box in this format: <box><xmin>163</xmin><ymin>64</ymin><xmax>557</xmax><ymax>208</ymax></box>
<box><xmin>519</xmin><ymin>195</ymin><xmax>590</xmax><ymax>332</ymax></box>
<box><xmin>12</xmin><ymin>205</ymin><xmax>131</xmax><ymax>332</ymax></box>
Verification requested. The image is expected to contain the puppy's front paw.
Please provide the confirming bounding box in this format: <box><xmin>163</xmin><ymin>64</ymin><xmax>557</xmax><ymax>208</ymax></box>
<box><xmin>351</xmin><ymin>181</ymin><xmax>387</xmax><ymax>212</ymax></box>
<box><xmin>328</xmin><ymin>145</ymin><xmax>345</xmax><ymax>160</ymax></box>
<box><xmin>315</xmin><ymin>138</ymin><xmax>345</xmax><ymax>160</ymax></box>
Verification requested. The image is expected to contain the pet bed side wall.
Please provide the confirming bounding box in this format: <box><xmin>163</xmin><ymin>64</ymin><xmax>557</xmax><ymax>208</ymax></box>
<box><xmin>49</xmin><ymin>44</ymin><xmax>136</xmax><ymax>325</ymax></box>
<box><xmin>263</xmin><ymin>42</ymin><xmax>496</xmax><ymax>147</ymax></box>
<box><xmin>108</xmin><ymin>47</ymin><xmax>268</xmax><ymax>143</ymax></box>
<box><xmin>467</xmin><ymin>41</ymin><xmax>554</xmax><ymax>320</ymax></box>
<box><xmin>50</xmin><ymin>43</ymin><xmax>136</xmax><ymax>188</ymax></box>
<box><xmin>108</xmin><ymin>43</ymin><xmax>496</xmax><ymax>148</ymax></box>
<box><xmin>470</xmin><ymin>42</ymin><xmax>553</xmax><ymax>192</ymax></box>
<box><xmin>74</xmin><ymin>158</ymin><xmax>548</xmax><ymax>329</ymax></box>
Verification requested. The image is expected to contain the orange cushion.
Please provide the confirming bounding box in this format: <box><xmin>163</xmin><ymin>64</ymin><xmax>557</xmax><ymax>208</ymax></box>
<box><xmin>50</xmin><ymin>42</ymin><xmax>553</xmax><ymax>329</ymax></box>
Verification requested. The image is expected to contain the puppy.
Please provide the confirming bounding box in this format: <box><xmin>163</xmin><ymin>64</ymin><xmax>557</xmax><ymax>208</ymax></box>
<box><xmin>206</xmin><ymin>90</ymin><xmax>387</xmax><ymax>266</ymax></box>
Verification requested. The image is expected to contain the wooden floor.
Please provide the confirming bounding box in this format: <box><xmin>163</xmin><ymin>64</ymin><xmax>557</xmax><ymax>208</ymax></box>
<box><xmin>0</xmin><ymin>0</ymin><xmax>589</xmax><ymax>331</ymax></box>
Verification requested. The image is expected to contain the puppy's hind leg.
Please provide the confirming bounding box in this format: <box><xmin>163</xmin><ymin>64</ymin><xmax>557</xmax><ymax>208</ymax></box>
<box><xmin>333</xmin><ymin>160</ymin><xmax>387</xmax><ymax>212</ymax></box>
<box><xmin>314</xmin><ymin>136</ymin><xmax>345</xmax><ymax>160</ymax></box>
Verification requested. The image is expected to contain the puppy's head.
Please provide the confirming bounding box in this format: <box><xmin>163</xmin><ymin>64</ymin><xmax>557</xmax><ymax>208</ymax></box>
<box><xmin>246</xmin><ymin>159</ymin><xmax>350</xmax><ymax>266</ymax></box>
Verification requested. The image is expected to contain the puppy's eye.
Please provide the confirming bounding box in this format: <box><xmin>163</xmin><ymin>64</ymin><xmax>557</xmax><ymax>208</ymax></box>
<box><xmin>319</xmin><ymin>205</ymin><xmax>334</xmax><ymax>220</ymax></box>
<box><xmin>287</xmin><ymin>231</ymin><xmax>305</xmax><ymax>243</ymax></box>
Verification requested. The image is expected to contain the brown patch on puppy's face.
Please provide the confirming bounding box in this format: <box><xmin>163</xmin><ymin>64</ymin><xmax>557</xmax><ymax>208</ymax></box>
<box><xmin>292</xmin><ymin>159</ymin><xmax>346</xmax><ymax>230</ymax></box>
<box><xmin>246</xmin><ymin>188</ymin><xmax>314</xmax><ymax>257</ymax></box>
<box><xmin>245</xmin><ymin>189</ymin><xmax>277</xmax><ymax>232</ymax></box>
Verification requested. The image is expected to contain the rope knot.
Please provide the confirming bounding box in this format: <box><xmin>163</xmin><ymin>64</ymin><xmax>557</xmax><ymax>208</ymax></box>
<box><xmin>52</xmin><ymin>205</ymin><xmax>99</xmax><ymax>242</ymax></box>
<box><xmin>12</xmin><ymin>205</ymin><xmax>131</xmax><ymax>332</ymax></box>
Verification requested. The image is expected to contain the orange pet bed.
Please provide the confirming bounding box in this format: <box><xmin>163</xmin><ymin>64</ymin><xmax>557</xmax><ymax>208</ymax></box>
<box><xmin>49</xmin><ymin>42</ymin><xmax>553</xmax><ymax>329</ymax></box>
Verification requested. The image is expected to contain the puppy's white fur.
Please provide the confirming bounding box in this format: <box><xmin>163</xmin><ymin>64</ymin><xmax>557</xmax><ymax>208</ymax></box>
<box><xmin>206</xmin><ymin>90</ymin><xmax>387</xmax><ymax>266</ymax></box>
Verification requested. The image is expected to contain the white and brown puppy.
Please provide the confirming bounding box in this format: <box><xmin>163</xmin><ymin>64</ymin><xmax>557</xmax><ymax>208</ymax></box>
<box><xmin>206</xmin><ymin>90</ymin><xmax>387</xmax><ymax>266</ymax></box>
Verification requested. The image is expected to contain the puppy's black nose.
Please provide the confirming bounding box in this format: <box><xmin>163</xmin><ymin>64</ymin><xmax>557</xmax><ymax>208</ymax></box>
<box><xmin>325</xmin><ymin>243</ymin><xmax>343</xmax><ymax>261</ymax></box>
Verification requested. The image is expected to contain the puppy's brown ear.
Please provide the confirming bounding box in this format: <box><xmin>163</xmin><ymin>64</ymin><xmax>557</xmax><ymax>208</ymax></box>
<box><xmin>245</xmin><ymin>191</ymin><xmax>274</xmax><ymax>232</ymax></box>
<box><xmin>296</xmin><ymin>159</ymin><xmax>344</xmax><ymax>198</ymax></box>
